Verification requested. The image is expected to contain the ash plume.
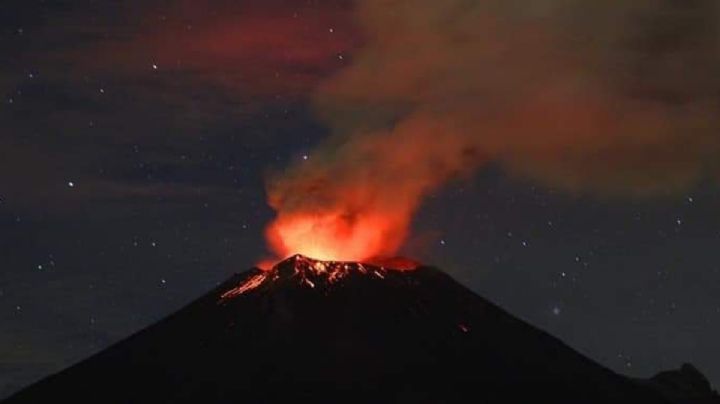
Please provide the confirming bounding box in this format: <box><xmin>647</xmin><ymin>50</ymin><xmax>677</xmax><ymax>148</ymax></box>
<box><xmin>266</xmin><ymin>0</ymin><xmax>720</xmax><ymax>260</ymax></box>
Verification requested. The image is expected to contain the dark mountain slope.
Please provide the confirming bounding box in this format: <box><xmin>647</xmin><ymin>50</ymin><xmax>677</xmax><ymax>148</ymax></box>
<box><xmin>5</xmin><ymin>255</ymin><xmax>717</xmax><ymax>403</ymax></box>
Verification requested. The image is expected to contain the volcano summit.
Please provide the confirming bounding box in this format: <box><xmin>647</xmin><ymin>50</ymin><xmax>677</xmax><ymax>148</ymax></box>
<box><xmin>4</xmin><ymin>256</ymin><xmax>718</xmax><ymax>403</ymax></box>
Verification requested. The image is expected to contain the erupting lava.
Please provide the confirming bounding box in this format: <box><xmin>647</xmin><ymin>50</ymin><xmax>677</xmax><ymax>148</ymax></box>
<box><xmin>264</xmin><ymin>209</ymin><xmax>409</xmax><ymax>265</ymax></box>
<box><xmin>221</xmin><ymin>254</ymin><xmax>418</xmax><ymax>301</ymax></box>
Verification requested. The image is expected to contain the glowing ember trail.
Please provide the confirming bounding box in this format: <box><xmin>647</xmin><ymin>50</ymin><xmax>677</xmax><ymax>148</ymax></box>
<box><xmin>220</xmin><ymin>273</ymin><xmax>273</xmax><ymax>300</ymax></box>
<box><xmin>220</xmin><ymin>254</ymin><xmax>418</xmax><ymax>301</ymax></box>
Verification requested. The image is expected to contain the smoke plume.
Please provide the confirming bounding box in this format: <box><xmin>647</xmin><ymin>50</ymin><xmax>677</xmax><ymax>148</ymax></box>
<box><xmin>265</xmin><ymin>0</ymin><xmax>720</xmax><ymax>262</ymax></box>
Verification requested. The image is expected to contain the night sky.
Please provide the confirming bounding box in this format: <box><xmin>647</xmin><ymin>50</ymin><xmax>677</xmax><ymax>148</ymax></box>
<box><xmin>2</xmin><ymin>0</ymin><xmax>720</xmax><ymax>398</ymax></box>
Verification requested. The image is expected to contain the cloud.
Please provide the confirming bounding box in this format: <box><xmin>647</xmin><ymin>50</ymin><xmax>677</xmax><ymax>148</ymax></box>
<box><xmin>315</xmin><ymin>0</ymin><xmax>720</xmax><ymax>195</ymax></box>
<box><xmin>265</xmin><ymin>0</ymin><xmax>720</xmax><ymax>260</ymax></box>
<box><xmin>0</xmin><ymin>1</ymin><xmax>359</xmax><ymax>212</ymax></box>
<box><xmin>79</xmin><ymin>1</ymin><xmax>358</xmax><ymax>99</ymax></box>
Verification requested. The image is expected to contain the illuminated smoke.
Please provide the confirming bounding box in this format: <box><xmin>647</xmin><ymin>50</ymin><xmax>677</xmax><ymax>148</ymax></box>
<box><xmin>265</xmin><ymin>0</ymin><xmax>720</xmax><ymax>262</ymax></box>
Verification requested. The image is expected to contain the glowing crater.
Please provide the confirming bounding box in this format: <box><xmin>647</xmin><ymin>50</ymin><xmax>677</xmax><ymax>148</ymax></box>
<box><xmin>220</xmin><ymin>254</ymin><xmax>418</xmax><ymax>301</ymax></box>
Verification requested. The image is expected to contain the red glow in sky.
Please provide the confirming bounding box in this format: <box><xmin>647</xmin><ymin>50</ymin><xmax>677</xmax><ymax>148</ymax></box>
<box><xmin>265</xmin><ymin>209</ymin><xmax>409</xmax><ymax>263</ymax></box>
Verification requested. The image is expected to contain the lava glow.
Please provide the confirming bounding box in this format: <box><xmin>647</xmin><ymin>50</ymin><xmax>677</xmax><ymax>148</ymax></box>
<box><xmin>264</xmin><ymin>210</ymin><xmax>408</xmax><ymax>265</ymax></box>
<box><xmin>220</xmin><ymin>273</ymin><xmax>271</xmax><ymax>300</ymax></box>
<box><xmin>220</xmin><ymin>255</ymin><xmax>418</xmax><ymax>301</ymax></box>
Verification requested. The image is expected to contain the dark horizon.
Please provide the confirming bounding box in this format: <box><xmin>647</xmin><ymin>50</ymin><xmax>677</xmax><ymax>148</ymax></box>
<box><xmin>6</xmin><ymin>255</ymin><xmax>712</xmax><ymax>403</ymax></box>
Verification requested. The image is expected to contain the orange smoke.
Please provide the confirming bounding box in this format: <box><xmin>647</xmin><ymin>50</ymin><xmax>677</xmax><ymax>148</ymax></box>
<box><xmin>265</xmin><ymin>211</ymin><xmax>407</xmax><ymax>262</ymax></box>
<box><xmin>264</xmin><ymin>0</ymin><xmax>720</xmax><ymax>262</ymax></box>
<box><xmin>264</xmin><ymin>118</ymin><xmax>484</xmax><ymax>263</ymax></box>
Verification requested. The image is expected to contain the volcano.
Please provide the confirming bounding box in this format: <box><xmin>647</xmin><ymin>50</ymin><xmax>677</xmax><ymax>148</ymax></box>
<box><xmin>4</xmin><ymin>255</ymin><xmax>718</xmax><ymax>403</ymax></box>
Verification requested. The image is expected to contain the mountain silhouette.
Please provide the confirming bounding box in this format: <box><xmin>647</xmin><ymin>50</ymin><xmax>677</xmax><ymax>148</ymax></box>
<box><xmin>4</xmin><ymin>255</ymin><xmax>718</xmax><ymax>403</ymax></box>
